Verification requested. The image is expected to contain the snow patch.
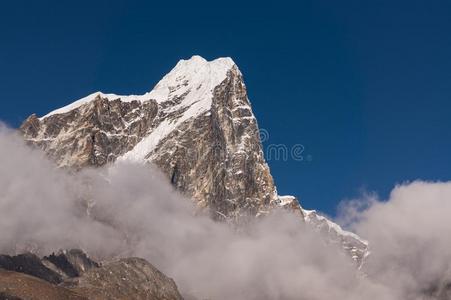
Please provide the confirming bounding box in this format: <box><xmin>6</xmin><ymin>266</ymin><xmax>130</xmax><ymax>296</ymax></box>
<box><xmin>118</xmin><ymin>56</ymin><xmax>237</xmax><ymax>162</ymax></box>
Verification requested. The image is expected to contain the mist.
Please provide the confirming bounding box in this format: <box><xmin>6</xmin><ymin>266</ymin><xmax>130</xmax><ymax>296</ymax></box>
<box><xmin>339</xmin><ymin>182</ymin><xmax>451</xmax><ymax>299</ymax></box>
<box><xmin>1</xmin><ymin>124</ymin><xmax>450</xmax><ymax>300</ymax></box>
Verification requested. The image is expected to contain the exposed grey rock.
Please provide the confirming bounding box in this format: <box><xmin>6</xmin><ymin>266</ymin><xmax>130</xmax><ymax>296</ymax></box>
<box><xmin>64</xmin><ymin>257</ymin><xmax>183</xmax><ymax>300</ymax></box>
<box><xmin>42</xmin><ymin>249</ymin><xmax>99</xmax><ymax>279</ymax></box>
<box><xmin>21</xmin><ymin>97</ymin><xmax>159</xmax><ymax>169</ymax></box>
<box><xmin>0</xmin><ymin>252</ymin><xmax>62</xmax><ymax>284</ymax></box>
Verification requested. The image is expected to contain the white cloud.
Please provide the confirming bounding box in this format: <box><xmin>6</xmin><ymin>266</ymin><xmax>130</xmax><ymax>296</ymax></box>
<box><xmin>340</xmin><ymin>181</ymin><xmax>451</xmax><ymax>299</ymax></box>
<box><xmin>1</xmin><ymin>123</ymin><xmax>450</xmax><ymax>299</ymax></box>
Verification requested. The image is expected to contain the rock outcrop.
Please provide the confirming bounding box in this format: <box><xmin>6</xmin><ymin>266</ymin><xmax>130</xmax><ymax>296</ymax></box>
<box><xmin>64</xmin><ymin>257</ymin><xmax>183</xmax><ymax>300</ymax></box>
<box><xmin>0</xmin><ymin>250</ymin><xmax>183</xmax><ymax>300</ymax></box>
<box><xmin>0</xmin><ymin>252</ymin><xmax>63</xmax><ymax>284</ymax></box>
<box><xmin>42</xmin><ymin>249</ymin><xmax>99</xmax><ymax>279</ymax></box>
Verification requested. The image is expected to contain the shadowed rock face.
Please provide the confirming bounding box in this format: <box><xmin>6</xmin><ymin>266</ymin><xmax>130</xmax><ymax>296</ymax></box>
<box><xmin>0</xmin><ymin>292</ymin><xmax>23</xmax><ymax>300</ymax></box>
<box><xmin>0</xmin><ymin>250</ymin><xmax>183</xmax><ymax>300</ymax></box>
<box><xmin>21</xmin><ymin>97</ymin><xmax>159</xmax><ymax>169</ymax></box>
<box><xmin>0</xmin><ymin>253</ymin><xmax>62</xmax><ymax>284</ymax></box>
<box><xmin>43</xmin><ymin>249</ymin><xmax>100</xmax><ymax>279</ymax></box>
<box><xmin>0</xmin><ymin>250</ymin><xmax>99</xmax><ymax>285</ymax></box>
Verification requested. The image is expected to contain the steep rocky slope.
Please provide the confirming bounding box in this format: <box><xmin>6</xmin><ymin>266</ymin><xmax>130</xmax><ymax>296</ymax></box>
<box><xmin>20</xmin><ymin>55</ymin><xmax>368</xmax><ymax>264</ymax></box>
<box><xmin>0</xmin><ymin>250</ymin><xmax>183</xmax><ymax>300</ymax></box>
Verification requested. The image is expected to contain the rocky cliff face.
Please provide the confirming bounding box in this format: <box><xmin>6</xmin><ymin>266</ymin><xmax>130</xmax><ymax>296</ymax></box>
<box><xmin>21</xmin><ymin>56</ymin><xmax>276</xmax><ymax>221</ymax></box>
<box><xmin>21</xmin><ymin>98</ymin><xmax>158</xmax><ymax>169</ymax></box>
<box><xmin>20</xmin><ymin>55</ymin><xmax>368</xmax><ymax>263</ymax></box>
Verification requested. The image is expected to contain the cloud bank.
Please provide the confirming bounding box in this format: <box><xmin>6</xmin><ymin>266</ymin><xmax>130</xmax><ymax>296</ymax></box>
<box><xmin>339</xmin><ymin>182</ymin><xmax>451</xmax><ymax>299</ymax></box>
<box><xmin>0</xmin><ymin>124</ymin><xmax>450</xmax><ymax>299</ymax></box>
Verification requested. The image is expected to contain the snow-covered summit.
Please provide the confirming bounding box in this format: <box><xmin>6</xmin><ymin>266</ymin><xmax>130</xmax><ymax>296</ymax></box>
<box><xmin>119</xmin><ymin>56</ymin><xmax>240</xmax><ymax>162</ymax></box>
<box><xmin>40</xmin><ymin>55</ymin><xmax>238</xmax><ymax>120</ymax></box>
<box><xmin>146</xmin><ymin>55</ymin><xmax>238</xmax><ymax>108</ymax></box>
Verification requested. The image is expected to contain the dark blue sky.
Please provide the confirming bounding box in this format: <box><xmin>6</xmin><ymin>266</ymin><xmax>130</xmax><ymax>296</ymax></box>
<box><xmin>1</xmin><ymin>0</ymin><xmax>451</xmax><ymax>216</ymax></box>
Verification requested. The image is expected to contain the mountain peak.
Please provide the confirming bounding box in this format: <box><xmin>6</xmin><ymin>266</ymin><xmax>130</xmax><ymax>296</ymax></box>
<box><xmin>22</xmin><ymin>56</ymin><xmax>274</xmax><ymax>219</ymax></box>
<box><xmin>20</xmin><ymin>56</ymin><xmax>369</xmax><ymax>265</ymax></box>
<box><xmin>148</xmin><ymin>55</ymin><xmax>238</xmax><ymax>106</ymax></box>
<box><xmin>175</xmin><ymin>55</ymin><xmax>236</xmax><ymax>69</ymax></box>
<box><xmin>40</xmin><ymin>56</ymin><xmax>238</xmax><ymax>120</ymax></box>
<box><xmin>156</xmin><ymin>55</ymin><xmax>238</xmax><ymax>96</ymax></box>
